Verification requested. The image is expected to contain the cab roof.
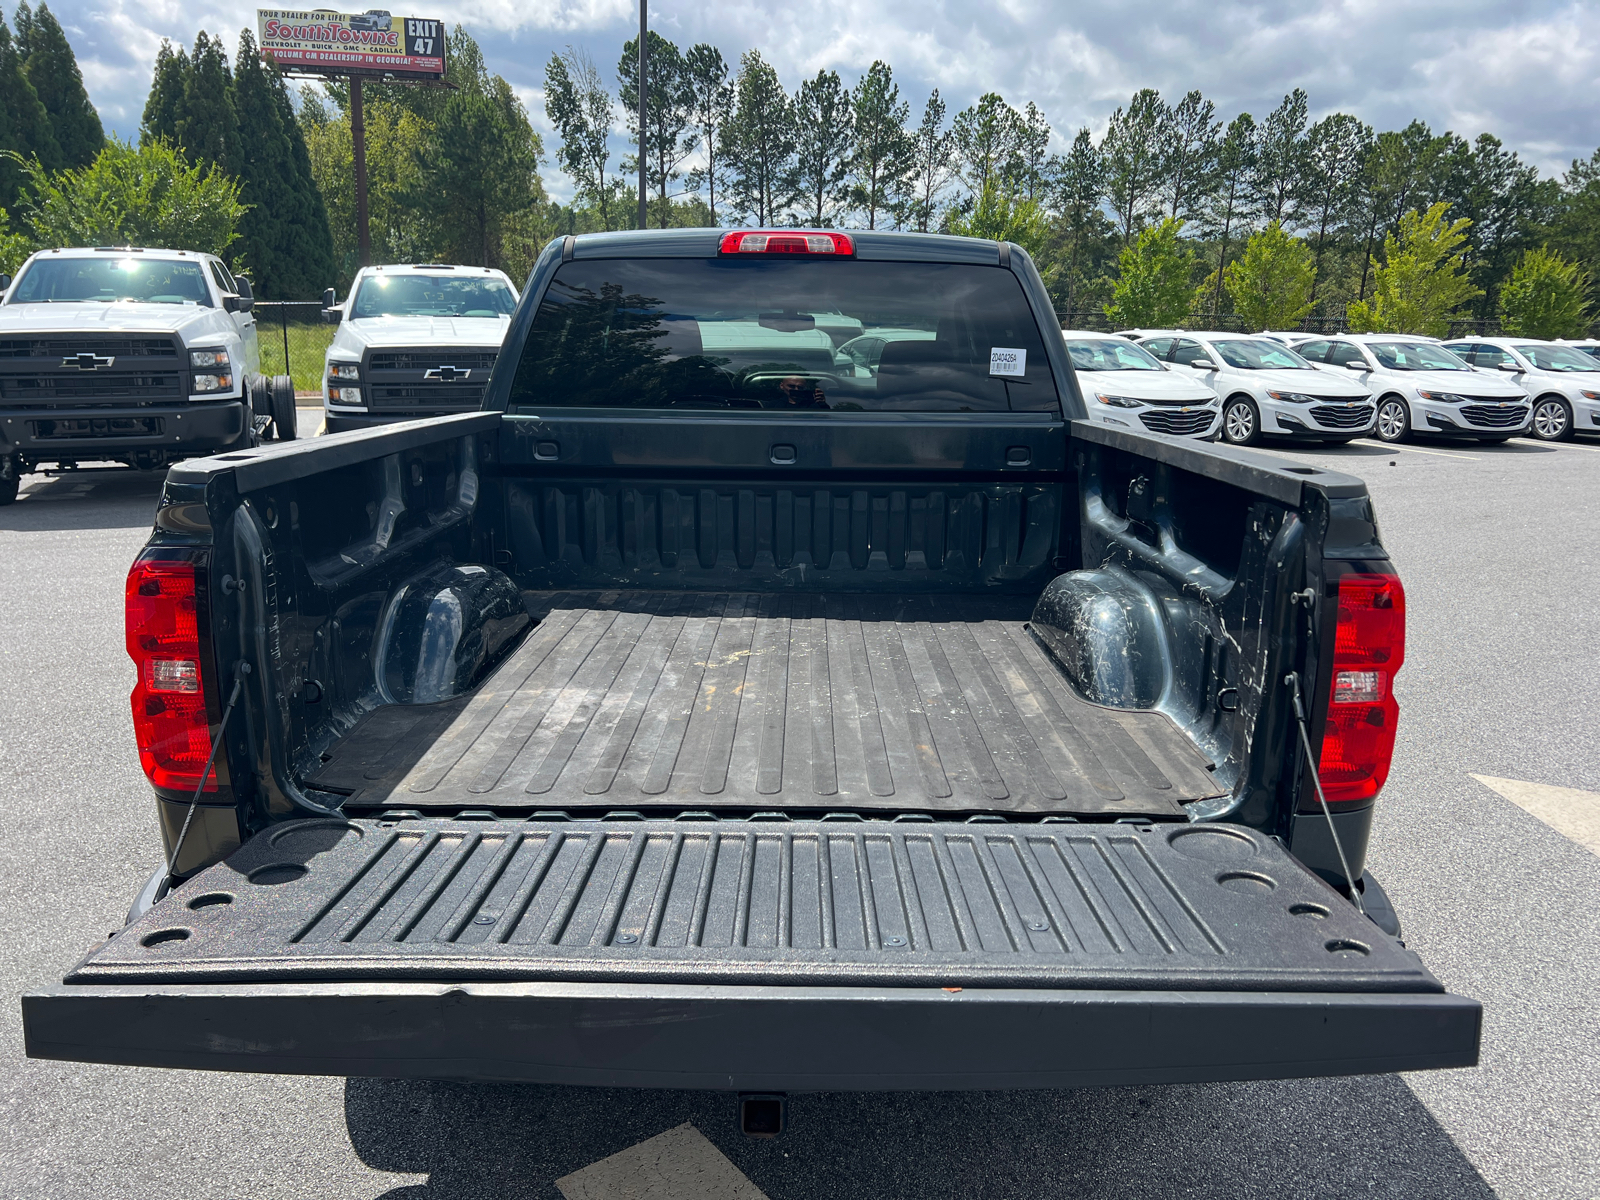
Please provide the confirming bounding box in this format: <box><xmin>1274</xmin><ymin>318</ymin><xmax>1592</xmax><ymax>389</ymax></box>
<box><xmin>564</xmin><ymin>227</ymin><xmax>1011</xmax><ymax>266</ymax></box>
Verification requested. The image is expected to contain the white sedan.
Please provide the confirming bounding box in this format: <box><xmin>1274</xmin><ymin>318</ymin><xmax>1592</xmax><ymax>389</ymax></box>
<box><xmin>1126</xmin><ymin>331</ymin><xmax>1374</xmax><ymax>445</ymax></box>
<box><xmin>1441</xmin><ymin>337</ymin><xmax>1600</xmax><ymax>441</ymax></box>
<box><xmin>1061</xmin><ymin>331</ymin><xmax>1219</xmax><ymax>439</ymax></box>
<box><xmin>1287</xmin><ymin>334</ymin><xmax>1530</xmax><ymax>443</ymax></box>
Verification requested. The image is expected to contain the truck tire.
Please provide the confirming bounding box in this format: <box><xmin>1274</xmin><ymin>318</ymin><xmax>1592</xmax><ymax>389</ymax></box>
<box><xmin>269</xmin><ymin>374</ymin><xmax>297</xmax><ymax>441</ymax></box>
<box><xmin>0</xmin><ymin>474</ymin><xmax>17</xmax><ymax>506</ymax></box>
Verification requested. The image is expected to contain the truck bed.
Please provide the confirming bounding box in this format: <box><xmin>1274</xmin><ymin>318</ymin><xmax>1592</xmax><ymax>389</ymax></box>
<box><xmin>311</xmin><ymin>591</ymin><xmax>1224</xmax><ymax>817</ymax></box>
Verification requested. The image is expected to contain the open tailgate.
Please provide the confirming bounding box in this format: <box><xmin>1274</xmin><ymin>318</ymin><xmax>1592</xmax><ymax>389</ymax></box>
<box><xmin>23</xmin><ymin>816</ymin><xmax>1480</xmax><ymax>1089</ymax></box>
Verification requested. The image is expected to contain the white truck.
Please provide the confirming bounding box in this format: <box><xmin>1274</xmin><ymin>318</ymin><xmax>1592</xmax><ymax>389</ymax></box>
<box><xmin>319</xmin><ymin>264</ymin><xmax>518</xmax><ymax>434</ymax></box>
<box><xmin>0</xmin><ymin>246</ymin><xmax>296</xmax><ymax>504</ymax></box>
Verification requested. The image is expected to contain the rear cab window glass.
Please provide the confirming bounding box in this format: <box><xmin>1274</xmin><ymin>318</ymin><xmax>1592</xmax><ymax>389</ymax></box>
<box><xmin>507</xmin><ymin>258</ymin><xmax>1060</xmax><ymax>413</ymax></box>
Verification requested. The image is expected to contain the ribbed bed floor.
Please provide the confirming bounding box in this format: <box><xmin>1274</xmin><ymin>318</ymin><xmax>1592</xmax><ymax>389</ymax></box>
<box><xmin>310</xmin><ymin>592</ymin><xmax>1223</xmax><ymax>817</ymax></box>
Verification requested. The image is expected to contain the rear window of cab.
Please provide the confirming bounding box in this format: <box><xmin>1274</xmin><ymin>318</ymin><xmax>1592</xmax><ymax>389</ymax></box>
<box><xmin>506</xmin><ymin>258</ymin><xmax>1060</xmax><ymax>413</ymax></box>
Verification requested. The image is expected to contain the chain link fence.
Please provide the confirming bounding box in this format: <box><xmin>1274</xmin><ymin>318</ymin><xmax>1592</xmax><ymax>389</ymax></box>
<box><xmin>255</xmin><ymin>301</ymin><xmax>336</xmax><ymax>394</ymax></box>
<box><xmin>1053</xmin><ymin>310</ymin><xmax>1506</xmax><ymax>338</ymax></box>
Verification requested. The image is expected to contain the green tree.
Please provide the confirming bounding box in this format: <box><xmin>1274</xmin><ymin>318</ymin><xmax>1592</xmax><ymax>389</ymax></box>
<box><xmin>0</xmin><ymin>12</ymin><xmax>58</xmax><ymax>203</ymax></box>
<box><xmin>1012</xmin><ymin>101</ymin><xmax>1051</xmax><ymax>201</ymax></box>
<box><xmin>1498</xmin><ymin>247</ymin><xmax>1592</xmax><ymax>339</ymax></box>
<box><xmin>1160</xmin><ymin>89</ymin><xmax>1220</xmax><ymax>221</ymax></box>
<box><xmin>408</xmin><ymin>79</ymin><xmax>544</xmax><ymax>268</ymax></box>
<box><xmin>16</xmin><ymin>3</ymin><xmax>102</xmax><ymax>169</ymax></box>
<box><xmin>228</xmin><ymin>30</ymin><xmax>333</xmax><ymax>297</ymax></box>
<box><xmin>1100</xmin><ymin>88</ymin><xmax>1167</xmax><ymax>243</ymax></box>
<box><xmin>681</xmin><ymin>43</ymin><xmax>732</xmax><ymax>223</ymax></box>
<box><xmin>179</xmin><ymin>32</ymin><xmax>235</xmax><ymax>169</ymax></box>
<box><xmin>848</xmin><ymin>61</ymin><xmax>908</xmax><ymax>229</ymax></box>
<box><xmin>902</xmin><ymin>89</ymin><xmax>955</xmax><ymax>233</ymax></box>
<box><xmin>1298</xmin><ymin>112</ymin><xmax>1371</xmax><ymax>300</ymax></box>
<box><xmin>952</xmin><ymin>91</ymin><xmax>1017</xmax><ymax>197</ymax></box>
<box><xmin>1196</xmin><ymin>112</ymin><xmax>1257</xmax><ymax>316</ymax></box>
<box><xmin>1436</xmin><ymin>132</ymin><xmax>1554</xmax><ymax>317</ymax></box>
<box><xmin>723</xmin><ymin>50</ymin><xmax>794</xmax><ymax>226</ymax></box>
<box><xmin>789</xmin><ymin>68</ymin><xmax>851</xmax><ymax>226</ymax></box>
<box><xmin>141</xmin><ymin>40</ymin><xmax>187</xmax><ymax>146</ymax></box>
<box><xmin>1219</xmin><ymin>222</ymin><xmax>1316</xmax><ymax>330</ymax></box>
<box><xmin>10</xmin><ymin>137</ymin><xmax>244</xmax><ymax>255</ymax></box>
<box><xmin>0</xmin><ymin>206</ymin><xmax>30</xmax><ymax>274</ymax></box>
<box><xmin>947</xmin><ymin>179</ymin><xmax>1047</xmax><ymax>258</ymax></box>
<box><xmin>545</xmin><ymin>46</ymin><xmax>618</xmax><ymax>230</ymax></box>
<box><xmin>1047</xmin><ymin>127</ymin><xmax>1110</xmax><ymax>312</ymax></box>
<box><xmin>1346</xmin><ymin>202</ymin><xmax>1482</xmax><ymax>336</ymax></box>
<box><xmin>1252</xmin><ymin>88</ymin><xmax>1309</xmax><ymax>227</ymax></box>
<box><xmin>1104</xmin><ymin>217</ymin><xmax>1196</xmax><ymax>326</ymax></box>
<box><xmin>1549</xmin><ymin>147</ymin><xmax>1600</xmax><ymax>310</ymax></box>
<box><xmin>1351</xmin><ymin>121</ymin><xmax>1450</xmax><ymax>301</ymax></box>
<box><xmin>619</xmin><ymin>31</ymin><xmax>694</xmax><ymax>228</ymax></box>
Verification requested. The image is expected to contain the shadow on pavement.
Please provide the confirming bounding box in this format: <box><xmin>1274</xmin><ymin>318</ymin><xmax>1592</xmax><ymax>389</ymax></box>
<box><xmin>345</xmin><ymin>1074</ymin><xmax>1497</xmax><ymax>1199</ymax></box>
<box><xmin>0</xmin><ymin>470</ymin><xmax>164</xmax><ymax>531</ymax></box>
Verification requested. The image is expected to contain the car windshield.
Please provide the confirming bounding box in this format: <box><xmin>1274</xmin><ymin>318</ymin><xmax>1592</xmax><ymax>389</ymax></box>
<box><xmin>1064</xmin><ymin>338</ymin><xmax>1164</xmax><ymax>371</ymax></box>
<box><xmin>7</xmin><ymin>257</ymin><xmax>213</xmax><ymax>306</ymax></box>
<box><xmin>1514</xmin><ymin>344</ymin><xmax>1599</xmax><ymax>372</ymax></box>
<box><xmin>1211</xmin><ymin>339</ymin><xmax>1312</xmax><ymax>370</ymax></box>
<box><xmin>507</xmin><ymin>258</ymin><xmax>1060</xmax><ymax>412</ymax></box>
<box><xmin>1367</xmin><ymin>341</ymin><xmax>1470</xmax><ymax>371</ymax></box>
<box><xmin>351</xmin><ymin>274</ymin><xmax>516</xmax><ymax>318</ymax></box>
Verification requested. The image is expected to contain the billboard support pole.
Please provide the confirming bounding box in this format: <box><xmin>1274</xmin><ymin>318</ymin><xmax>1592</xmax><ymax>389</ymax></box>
<box><xmin>351</xmin><ymin>74</ymin><xmax>370</xmax><ymax>267</ymax></box>
<box><xmin>637</xmin><ymin>0</ymin><xmax>647</xmax><ymax>231</ymax></box>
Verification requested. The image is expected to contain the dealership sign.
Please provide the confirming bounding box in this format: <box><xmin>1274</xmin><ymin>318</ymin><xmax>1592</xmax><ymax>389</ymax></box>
<box><xmin>257</xmin><ymin>10</ymin><xmax>446</xmax><ymax>77</ymax></box>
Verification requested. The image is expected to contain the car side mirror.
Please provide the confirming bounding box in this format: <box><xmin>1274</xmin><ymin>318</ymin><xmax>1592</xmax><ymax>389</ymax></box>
<box><xmin>223</xmin><ymin>294</ymin><xmax>241</xmax><ymax>313</ymax></box>
<box><xmin>322</xmin><ymin>287</ymin><xmax>336</xmax><ymax>308</ymax></box>
<box><xmin>0</xmin><ymin>273</ymin><xmax>11</xmax><ymax>292</ymax></box>
<box><xmin>1344</xmin><ymin>360</ymin><xmax>1370</xmax><ymax>370</ymax></box>
<box><xmin>236</xmin><ymin>275</ymin><xmax>255</xmax><ymax>301</ymax></box>
<box><xmin>1189</xmin><ymin>360</ymin><xmax>1216</xmax><ymax>370</ymax></box>
<box><xmin>1496</xmin><ymin>362</ymin><xmax>1522</xmax><ymax>372</ymax></box>
<box><xmin>322</xmin><ymin>306</ymin><xmax>343</xmax><ymax>325</ymax></box>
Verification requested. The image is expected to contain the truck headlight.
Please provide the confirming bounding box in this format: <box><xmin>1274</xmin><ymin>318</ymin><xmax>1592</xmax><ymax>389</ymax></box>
<box><xmin>191</xmin><ymin>372</ymin><xmax>233</xmax><ymax>394</ymax></box>
<box><xmin>328</xmin><ymin>361</ymin><xmax>360</xmax><ymax>381</ymax></box>
<box><xmin>1095</xmin><ymin>393</ymin><xmax>1143</xmax><ymax>409</ymax></box>
<box><xmin>189</xmin><ymin>349</ymin><xmax>230</xmax><ymax>369</ymax></box>
<box><xmin>328</xmin><ymin>386</ymin><xmax>363</xmax><ymax>404</ymax></box>
<box><xmin>1266</xmin><ymin>390</ymin><xmax>1317</xmax><ymax>404</ymax></box>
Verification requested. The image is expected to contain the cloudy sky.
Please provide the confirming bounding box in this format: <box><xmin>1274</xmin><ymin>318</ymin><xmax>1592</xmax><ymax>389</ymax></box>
<box><xmin>27</xmin><ymin>0</ymin><xmax>1600</xmax><ymax>199</ymax></box>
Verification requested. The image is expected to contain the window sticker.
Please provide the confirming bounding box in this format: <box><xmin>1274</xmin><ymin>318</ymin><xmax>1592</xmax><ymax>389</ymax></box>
<box><xmin>990</xmin><ymin>347</ymin><xmax>1026</xmax><ymax>377</ymax></box>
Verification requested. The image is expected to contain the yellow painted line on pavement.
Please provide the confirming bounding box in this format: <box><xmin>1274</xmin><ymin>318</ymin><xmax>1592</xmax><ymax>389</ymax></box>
<box><xmin>1471</xmin><ymin>775</ymin><xmax>1600</xmax><ymax>856</ymax></box>
<box><xmin>556</xmin><ymin>1123</ymin><xmax>770</xmax><ymax>1200</ymax></box>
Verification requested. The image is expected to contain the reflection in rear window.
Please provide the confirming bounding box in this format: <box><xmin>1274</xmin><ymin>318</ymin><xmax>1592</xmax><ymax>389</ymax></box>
<box><xmin>506</xmin><ymin>258</ymin><xmax>1059</xmax><ymax>412</ymax></box>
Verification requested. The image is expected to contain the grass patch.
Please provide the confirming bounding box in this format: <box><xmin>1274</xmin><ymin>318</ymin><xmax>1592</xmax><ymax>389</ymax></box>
<box><xmin>256</xmin><ymin>304</ymin><xmax>336</xmax><ymax>392</ymax></box>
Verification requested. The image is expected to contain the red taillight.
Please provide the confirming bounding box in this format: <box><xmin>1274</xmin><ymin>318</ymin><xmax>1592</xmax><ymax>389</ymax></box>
<box><xmin>718</xmin><ymin>230</ymin><xmax>854</xmax><ymax>256</ymax></box>
<box><xmin>1318</xmin><ymin>572</ymin><xmax>1405</xmax><ymax>804</ymax></box>
<box><xmin>127</xmin><ymin>554</ymin><xmax>215</xmax><ymax>792</ymax></box>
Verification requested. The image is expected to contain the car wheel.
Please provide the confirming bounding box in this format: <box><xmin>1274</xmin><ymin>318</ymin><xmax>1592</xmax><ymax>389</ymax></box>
<box><xmin>1530</xmin><ymin>396</ymin><xmax>1573</xmax><ymax>441</ymax></box>
<box><xmin>1375</xmin><ymin>396</ymin><xmax>1410</xmax><ymax>443</ymax></box>
<box><xmin>1222</xmin><ymin>396</ymin><xmax>1260</xmax><ymax>445</ymax></box>
<box><xmin>269</xmin><ymin>374</ymin><xmax>298</xmax><ymax>441</ymax></box>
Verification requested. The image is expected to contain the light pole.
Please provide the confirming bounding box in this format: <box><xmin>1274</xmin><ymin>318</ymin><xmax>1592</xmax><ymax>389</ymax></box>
<box><xmin>638</xmin><ymin>0</ymin><xmax>648</xmax><ymax>230</ymax></box>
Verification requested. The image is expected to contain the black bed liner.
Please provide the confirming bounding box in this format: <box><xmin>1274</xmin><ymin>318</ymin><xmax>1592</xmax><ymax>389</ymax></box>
<box><xmin>310</xmin><ymin>592</ymin><xmax>1224</xmax><ymax>817</ymax></box>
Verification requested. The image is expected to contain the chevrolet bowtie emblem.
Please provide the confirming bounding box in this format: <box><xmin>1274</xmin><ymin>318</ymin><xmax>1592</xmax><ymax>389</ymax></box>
<box><xmin>64</xmin><ymin>353</ymin><xmax>114</xmax><ymax>370</ymax></box>
<box><xmin>423</xmin><ymin>366</ymin><xmax>470</xmax><ymax>382</ymax></box>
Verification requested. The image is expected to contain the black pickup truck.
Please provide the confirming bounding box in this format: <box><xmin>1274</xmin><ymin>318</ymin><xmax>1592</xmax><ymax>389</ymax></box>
<box><xmin>23</xmin><ymin>229</ymin><xmax>1479</xmax><ymax>1092</ymax></box>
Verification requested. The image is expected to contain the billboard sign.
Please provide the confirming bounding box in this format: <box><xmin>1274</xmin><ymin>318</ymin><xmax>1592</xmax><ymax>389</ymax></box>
<box><xmin>258</xmin><ymin>10</ymin><xmax>446</xmax><ymax>78</ymax></box>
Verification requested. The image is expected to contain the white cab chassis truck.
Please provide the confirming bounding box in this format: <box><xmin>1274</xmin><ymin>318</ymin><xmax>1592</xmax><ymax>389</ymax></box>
<box><xmin>0</xmin><ymin>246</ymin><xmax>296</xmax><ymax>504</ymax></box>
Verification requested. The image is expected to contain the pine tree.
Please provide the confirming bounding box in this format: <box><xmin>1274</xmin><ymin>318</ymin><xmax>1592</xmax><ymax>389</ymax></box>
<box><xmin>903</xmin><ymin>90</ymin><xmax>955</xmax><ymax>233</ymax></box>
<box><xmin>228</xmin><ymin>30</ymin><xmax>334</xmax><ymax>297</ymax></box>
<box><xmin>1100</xmin><ymin>88</ymin><xmax>1167</xmax><ymax>244</ymax></box>
<box><xmin>1253</xmin><ymin>89</ymin><xmax>1309</xmax><ymax>227</ymax></box>
<box><xmin>723</xmin><ymin>50</ymin><xmax>794</xmax><ymax>226</ymax></box>
<box><xmin>952</xmin><ymin>92</ymin><xmax>1017</xmax><ymax>197</ymax></box>
<box><xmin>1052</xmin><ymin>127</ymin><xmax>1109</xmax><ymax>311</ymax></box>
<box><xmin>1196</xmin><ymin>113</ymin><xmax>1257</xmax><ymax>316</ymax></box>
<box><xmin>141</xmin><ymin>40</ymin><xmax>187</xmax><ymax>146</ymax></box>
<box><xmin>1013</xmin><ymin>101</ymin><xmax>1051</xmax><ymax>201</ymax></box>
<box><xmin>1300</xmin><ymin>113</ymin><xmax>1372</xmax><ymax>302</ymax></box>
<box><xmin>178</xmin><ymin>31</ymin><xmax>235</xmax><ymax>168</ymax></box>
<box><xmin>17</xmin><ymin>3</ymin><xmax>103</xmax><ymax>168</ymax></box>
<box><xmin>849</xmin><ymin>61</ymin><xmax>908</xmax><ymax>229</ymax></box>
<box><xmin>618</xmin><ymin>31</ymin><xmax>694</xmax><ymax>228</ymax></box>
<box><xmin>545</xmin><ymin>46</ymin><xmax>618</xmax><ymax>230</ymax></box>
<box><xmin>1160</xmin><ymin>90</ymin><xmax>1220</xmax><ymax>222</ymax></box>
<box><xmin>789</xmin><ymin>69</ymin><xmax>852</xmax><ymax>227</ymax></box>
<box><xmin>682</xmin><ymin>44</ymin><xmax>732</xmax><ymax>223</ymax></box>
<box><xmin>0</xmin><ymin>11</ymin><xmax>59</xmax><ymax>203</ymax></box>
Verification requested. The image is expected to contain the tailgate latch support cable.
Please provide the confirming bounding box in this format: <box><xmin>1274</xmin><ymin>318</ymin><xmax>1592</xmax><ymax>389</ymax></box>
<box><xmin>160</xmin><ymin>662</ymin><xmax>250</xmax><ymax>896</ymax></box>
<box><xmin>1284</xmin><ymin>669</ymin><xmax>1365</xmax><ymax>916</ymax></box>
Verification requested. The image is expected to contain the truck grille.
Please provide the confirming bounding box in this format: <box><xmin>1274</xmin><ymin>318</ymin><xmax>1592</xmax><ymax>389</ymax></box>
<box><xmin>31</xmin><ymin>416</ymin><xmax>164</xmax><ymax>440</ymax></box>
<box><xmin>1460</xmin><ymin>403</ymin><xmax>1528</xmax><ymax>428</ymax></box>
<box><xmin>1139</xmin><ymin>409</ymin><xmax>1214</xmax><ymax>435</ymax></box>
<box><xmin>368</xmin><ymin>350</ymin><xmax>498</xmax><ymax>372</ymax></box>
<box><xmin>1309</xmin><ymin>403</ymin><xmax>1374</xmax><ymax>429</ymax></box>
<box><xmin>364</xmin><ymin>346</ymin><xmax>498</xmax><ymax>413</ymax></box>
<box><xmin>0</xmin><ymin>335</ymin><xmax>186</xmax><ymax>406</ymax></box>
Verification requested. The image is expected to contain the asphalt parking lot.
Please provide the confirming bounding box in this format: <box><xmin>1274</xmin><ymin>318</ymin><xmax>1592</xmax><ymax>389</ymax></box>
<box><xmin>1</xmin><ymin>423</ymin><xmax>1596</xmax><ymax>1199</ymax></box>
